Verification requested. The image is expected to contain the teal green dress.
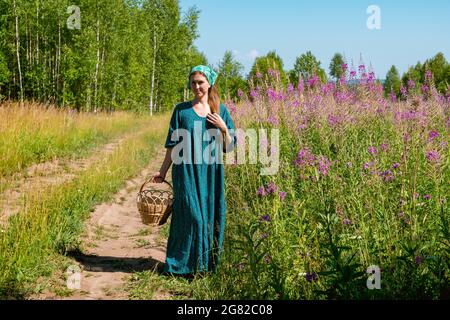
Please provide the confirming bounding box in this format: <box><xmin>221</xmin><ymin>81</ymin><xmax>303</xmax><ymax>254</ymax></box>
<box><xmin>163</xmin><ymin>101</ymin><xmax>236</xmax><ymax>274</ymax></box>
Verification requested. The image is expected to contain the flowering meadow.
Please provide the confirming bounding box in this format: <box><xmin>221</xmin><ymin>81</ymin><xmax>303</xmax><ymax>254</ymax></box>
<box><xmin>202</xmin><ymin>67</ymin><xmax>449</xmax><ymax>299</ymax></box>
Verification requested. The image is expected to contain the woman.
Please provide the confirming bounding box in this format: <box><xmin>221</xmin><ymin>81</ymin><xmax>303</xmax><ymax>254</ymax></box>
<box><xmin>151</xmin><ymin>65</ymin><xmax>236</xmax><ymax>276</ymax></box>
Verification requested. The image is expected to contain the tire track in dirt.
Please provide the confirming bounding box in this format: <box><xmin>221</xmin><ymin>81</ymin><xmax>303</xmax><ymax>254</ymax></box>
<box><xmin>40</xmin><ymin>148</ymin><xmax>171</xmax><ymax>300</ymax></box>
<box><xmin>0</xmin><ymin>129</ymin><xmax>149</xmax><ymax>227</ymax></box>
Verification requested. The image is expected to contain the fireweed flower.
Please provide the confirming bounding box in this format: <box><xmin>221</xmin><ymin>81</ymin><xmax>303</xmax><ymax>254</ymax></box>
<box><xmin>363</xmin><ymin>161</ymin><xmax>375</xmax><ymax>170</ymax></box>
<box><xmin>287</xmin><ymin>83</ymin><xmax>294</xmax><ymax>93</ymax></box>
<box><xmin>342</xmin><ymin>218</ymin><xmax>352</xmax><ymax>226</ymax></box>
<box><xmin>307</xmin><ymin>75</ymin><xmax>319</xmax><ymax>87</ymax></box>
<box><xmin>256</xmin><ymin>72</ymin><xmax>263</xmax><ymax>78</ymax></box>
<box><xmin>266</xmin><ymin>181</ymin><xmax>278</xmax><ymax>194</ymax></box>
<box><xmin>407</xmin><ymin>79</ymin><xmax>416</xmax><ymax>90</ymax></box>
<box><xmin>257</xmin><ymin>186</ymin><xmax>267</xmax><ymax>196</ymax></box>
<box><xmin>279</xmin><ymin>191</ymin><xmax>287</xmax><ymax>201</ymax></box>
<box><xmin>426</xmin><ymin>150</ymin><xmax>440</xmax><ymax>163</ymax></box>
<box><xmin>400</xmin><ymin>86</ymin><xmax>407</xmax><ymax>97</ymax></box>
<box><xmin>295</xmin><ymin>148</ymin><xmax>316</xmax><ymax>167</ymax></box>
<box><xmin>318</xmin><ymin>156</ymin><xmax>332</xmax><ymax>176</ymax></box>
<box><xmin>428</xmin><ymin>131</ymin><xmax>439</xmax><ymax>142</ymax></box>
<box><xmin>368</xmin><ymin>146</ymin><xmax>378</xmax><ymax>155</ymax></box>
<box><xmin>380</xmin><ymin>169</ymin><xmax>395</xmax><ymax>182</ymax></box>
<box><xmin>380</xmin><ymin>143</ymin><xmax>389</xmax><ymax>151</ymax></box>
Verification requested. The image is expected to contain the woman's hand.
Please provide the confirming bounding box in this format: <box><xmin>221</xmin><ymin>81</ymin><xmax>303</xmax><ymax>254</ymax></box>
<box><xmin>206</xmin><ymin>113</ymin><xmax>227</xmax><ymax>133</ymax></box>
<box><xmin>151</xmin><ymin>171</ymin><xmax>165</xmax><ymax>183</ymax></box>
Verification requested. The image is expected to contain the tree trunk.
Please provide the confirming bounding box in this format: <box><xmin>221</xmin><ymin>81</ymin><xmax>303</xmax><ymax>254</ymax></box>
<box><xmin>94</xmin><ymin>17</ymin><xmax>100</xmax><ymax>113</ymax></box>
<box><xmin>149</xmin><ymin>29</ymin><xmax>157</xmax><ymax>116</ymax></box>
<box><xmin>13</xmin><ymin>0</ymin><xmax>23</xmax><ymax>103</ymax></box>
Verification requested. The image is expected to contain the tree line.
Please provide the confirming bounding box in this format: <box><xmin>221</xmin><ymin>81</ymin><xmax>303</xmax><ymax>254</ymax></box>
<box><xmin>216</xmin><ymin>50</ymin><xmax>450</xmax><ymax>101</ymax></box>
<box><xmin>1</xmin><ymin>0</ymin><xmax>449</xmax><ymax>111</ymax></box>
<box><xmin>0</xmin><ymin>0</ymin><xmax>206</xmax><ymax>113</ymax></box>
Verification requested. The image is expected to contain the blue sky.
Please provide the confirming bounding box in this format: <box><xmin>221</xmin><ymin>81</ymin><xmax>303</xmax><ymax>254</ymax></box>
<box><xmin>178</xmin><ymin>0</ymin><xmax>450</xmax><ymax>79</ymax></box>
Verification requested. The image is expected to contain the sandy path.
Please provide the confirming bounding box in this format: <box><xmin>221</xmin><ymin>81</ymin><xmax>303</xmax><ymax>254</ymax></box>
<box><xmin>0</xmin><ymin>129</ymin><xmax>147</xmax><ymax>226</ymax></box>
<box><xmin>34</xmin><ymin>148</ymin><xmax>171</xmax><ymax>300</ymax></box>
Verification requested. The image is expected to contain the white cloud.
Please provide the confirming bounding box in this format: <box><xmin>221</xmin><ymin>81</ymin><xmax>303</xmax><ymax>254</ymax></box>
<box><xmin>246</xmin><ymin>49</ymin><xmax>260</xmax><ymax>60</ymax></box>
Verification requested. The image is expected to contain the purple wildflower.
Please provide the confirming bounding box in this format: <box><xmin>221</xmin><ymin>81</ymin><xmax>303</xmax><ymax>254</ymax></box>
<box><xmin>380</xmin><ymin>143</ymin><xmax>389</xmax><ymax>151</ymax></box>
<box><xmin>318</xmin><ymin>156</ymin><xmax>332</xmax><ymax>176</ymax></box>
<box><xmin>256</xmin><ymin>72</ymin><xmax>263</xmax><ymax>79</ymax></box>
<box><xmin>260</xmin><ymin>214</ymin><xmax>271</xmax><ymax>222</ymax></box>
<box><xmin>237</xmin><ymin>263</ymin><xmax>245</xmax><ymax>271</ymax></box>
<box><xmin>279</xmin><ymin>191</ymin><xmax>287</xmax><ymax>201</ymax></box>
<box><xmin>342</xmin><ymin>218</ymin><xmax>352</xmax><ymax>226</ymax></box>
<box><xmin>237</xmin><ymin>89</ymin><xmax>244</xmax><ymax>98</ymax></box>
<box><xmin>260</xmin><ymin>233</ymin><xmax>268</xmax><ymax>240</ymax></box>
<box><xmin>380</xmin><ymin>169</ymin><xmax>395</xmax><ymax>182</ymax></box>
<box><xmin>257</xmin><ymin>186</ymin><xmax>267</xmax><ymax>196</ymax></box>
<box><xmin>426</xmin><ymin>150</ymin><xmax>440</xmax><ymax>163</ymax></box>
<box><xmin>424</xmin><ymin>194</ymin><xmax>432</xmax><ymax>200</ymax></box>
<box><xmin>295</xmin><ymin>148</ymin><xmax>315</xmax><ymax>167</ymax></box>
<box><xmin>287</xmin><ymin>83</ymin><xmax>294</xmax><ymax>93</ymax></box>
<box><xmin>307</xmin><ymin>75</ymin><xmax>319</xmax><ymax>87</ymax></box>
<box><xmin>363</xmin><ymin>161</ymin><xmax>375</xmax><ymax>170</ymax></box>
<box><xmin>407</xmin><ymin>79</ymin><xmax>416</xmax><ymax>90</ymax></box>
<box><xmin>428</xmin><ymin>131</ymin><xmax>439</xmax><ymax>142</ymax></box>
<box><xmin>305</xmin><ymin>272</ymin><xmax>318</xmax><ymax>283</ymax></box>
<box><xmin>400</xmin><ymin>86</ymin><xmax>407</xmax><ymax>97</ymax></box>
<box><xmin>265</xmin><ymin>181</ymin><xmax>278</xmax><ymax>194</ymax></box>
<box><xmin>415</xmin><ymin>255</ymin><xmax>423</xmax><ymax>265</ymax></box>
<box><xmin>264</xmin><ymin>254</ymin><xmax>272</xmax><ymax>264</ymax></box>
<box><xmin>392</xmin><ymin>163</ymin><xmax>400</xmax><ymax>169</ymax></box>
<box><xmin>368</xmin><ymin>146</ymin><xmax>378</xmax><ymax>155</ymax></box>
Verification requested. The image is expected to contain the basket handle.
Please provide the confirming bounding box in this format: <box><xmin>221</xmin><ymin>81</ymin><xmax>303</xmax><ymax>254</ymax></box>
<box><xmin>139</xmin><ymin>178</ymin><xmax>173</xmax><ymax>193</ymax></box>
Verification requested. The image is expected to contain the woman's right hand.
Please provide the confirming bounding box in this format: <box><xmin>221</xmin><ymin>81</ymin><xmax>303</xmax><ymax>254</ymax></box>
<box><xmin>151</xmin><ymin>171</ymin><xmax>165</xmax><ymax>183</ymax></box>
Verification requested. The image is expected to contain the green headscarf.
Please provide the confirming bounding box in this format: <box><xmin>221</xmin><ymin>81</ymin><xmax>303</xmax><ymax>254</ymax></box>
<box><xmin>189</xmin><ymin>65</ymin><xmax>218</xmax><ymax>87</ymax></box>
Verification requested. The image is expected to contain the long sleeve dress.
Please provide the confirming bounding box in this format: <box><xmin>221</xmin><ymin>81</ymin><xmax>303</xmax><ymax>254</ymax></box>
<box><xmin>163</xmin><ymin>101</ymin><xmax>237</xmax><ymax>274</ymax></box>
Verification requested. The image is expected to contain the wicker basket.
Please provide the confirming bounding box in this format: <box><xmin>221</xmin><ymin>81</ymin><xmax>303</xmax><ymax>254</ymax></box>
<box><xmin>136</xmin><ymin>179</ymin><xmax>174</xmax><ymax>226</ymax></box>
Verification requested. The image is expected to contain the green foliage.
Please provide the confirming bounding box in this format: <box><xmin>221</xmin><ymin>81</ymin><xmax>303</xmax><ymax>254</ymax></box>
<box><xmin>329</xmin><ymin>53</ymin><xmax>345</xmax><ymax>81</ymax></box>
<box><xmin>0</xmin><ymin>0</ymin><xmax>203</xmax><ymax>112</ymax></box>
<box><xmin>384</xmin><ymin>65</ymin><xmax>401</xmax><ymax>96</ymax></box>
<box><xmin>249</xmin><ymin>51</ymin><xmax>287</xmax><ymax>88</ymax></box>
<box><xmin>293</xmin><ymin>51</ymin><xmax>327</xmax><ymax>84</ymax></box>
<box><xmin>216</xmin><ymin>51</ymin><xmax>247</xmax><ymax>101</ymax></box>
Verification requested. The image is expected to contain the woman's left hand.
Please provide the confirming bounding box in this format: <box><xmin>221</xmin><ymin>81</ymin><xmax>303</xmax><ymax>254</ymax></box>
<box><xmin>206</xmin><ymin>113</ymin><xmax>227</xmax><ymax>133</ymax></box>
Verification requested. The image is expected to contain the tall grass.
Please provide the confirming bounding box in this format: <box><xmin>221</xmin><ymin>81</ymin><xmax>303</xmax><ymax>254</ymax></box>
<box><xmin>198</xmin><ymin>72</ymin><xmax>449</xmax><ymax>299</ymax></box>
<box><xmin>0</xmin><ymin>102</ymin><xmax>151</xmax><ymax>177</ymax></box>
<box><xmin>0</xmin><ymin>113</ymin><xmax>169</xmax><ymax>298</ymax></box>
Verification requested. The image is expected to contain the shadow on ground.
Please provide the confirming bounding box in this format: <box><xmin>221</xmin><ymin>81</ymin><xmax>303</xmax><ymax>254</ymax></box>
<box><xmin>67</xmin><ymin>249</ymin><xmax>164</xmax><ymax>274</ymax></box>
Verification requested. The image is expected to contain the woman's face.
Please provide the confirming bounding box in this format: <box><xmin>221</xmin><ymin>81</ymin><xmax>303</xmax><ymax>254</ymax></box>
<box><xmin>190</xmin><ymin>73</ymin><xmax>210</xmax><ymax>99</ymax></box>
